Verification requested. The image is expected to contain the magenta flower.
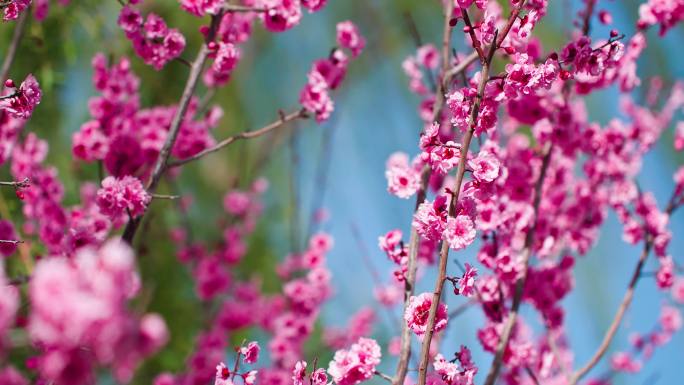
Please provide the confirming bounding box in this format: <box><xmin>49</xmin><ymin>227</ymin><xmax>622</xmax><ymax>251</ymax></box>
<box><xmin>327</xmin><ymin>337</ymin><xmax>381</xmax><ymax>385</ymax></box>
<box><xmin>240</xmin><ymin>341</ymin><xmax>261</xmax><ymax>364</ymax></box>
<box><xmin>96</xmin><ymin>176</ymin><xmax>151</xmax><ymax>220</ymax></box>
<box><xmin>444</xmin><ymin>215</ymin><xmax>477</xmax><ymax>251</ymax></box>
<box><xmin>336</xmin><ymin>21</ymin><xmax>365</xmax><ymax>58</ymax></box>
<box><xmin>404</xmin><ymin>292</ymin><xmax>448</xmax><ymax>337</ymax></box>
<box><xmin>0</xmin><ymin>74</ymin><xmax>42</xmax><ymax>119</ymax></box>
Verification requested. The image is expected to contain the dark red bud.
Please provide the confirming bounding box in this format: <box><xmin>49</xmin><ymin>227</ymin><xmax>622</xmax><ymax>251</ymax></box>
<box><xmin>463</xmin><ymin>26</ymin><xmax>471</xmax><ymax>34</ymax></box>
<box><xmin>610</xmin><ymin>29</ymin><xmax>619</xmax><ymax>38</ymax></box>
<box><xmin>449</xmin><ymin>17</ymin><xmax>458</xmax><ymax>27</ymax></box>
<box><xmin>5</xmin><ymin>79</ymin><xmax>15</xmax><ymax>88</ymax></box>
<box><xmin>549</xmin><ymin>52</ymin><xmax>559</xmax><ymax>61</ymax></box>
<box><xmin>560</xmin><ymin>69</ymin><xmax>573</xmax><ymax>80</ymax></box>
<box><xmin>207</xmin><ymin>41</ymin><xmax>218</xmax><ymax>51</ymax></box>
<box><xmin>15</xmin><ymin>190</ymin><xmax>24</xmax><ymax>200</ymax></box>
<box><xmin>504</xmin><ymin>46</ymin><xmax>515</xmax><ymax>55</ymax></box>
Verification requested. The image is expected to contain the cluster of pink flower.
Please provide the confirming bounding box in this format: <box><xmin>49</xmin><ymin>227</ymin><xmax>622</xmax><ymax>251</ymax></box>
<box><xmin>405</xmin><ymin>292</ymin><xmax>448</xmax><ymax>337</ymax></box>
<box><xmin>213</xmin><ymin>342</ymin><xmax>260</xmax><ymax>385</ymax></box>
<box><xmin>96</xmin><ymin>175</ymin><xmax>151</xmax><ymax>221</ymax></box>
<box><xmin>638</xmin><ymin>0</ymin><xmax>684</xmax><ymax>35</ymax></box>
<box><xmin>1</xmin><ymin>0</ymin><xmax>30</xmax><ymax>21</ymax></box>
<box><xmin>118</xmin><ymin>5</ymin><xmax>186</xmax><ymax>70</ymax></box>
<box><xmin>299</xmin><ymin>20</ymin><xmax>364</xmax><ymax>122</ymax></box>
<box><xmin>327</xmin><ymin>337</ymin><xmax>381</xmax><ymax>385</ymax></box>
<box><xmin>0</xmin><ymin>75</ymin><xmax>42</xmax><ymax>119</ymax></box>
<box><xmin>72</xmin><ymin>54</ymin><xmax>220</xmax><ymax>176</ymax></box>
<box><xmin>1</xmin><ymin>1</ymin><xmax>684</xmax><ymax>385</ymax></box>
<box><xmin>28</xmin><ymin>239</ymin><xmax>168</xmax><ymax>384</ymax></box>
<box><xmin>432</xmin><ymin>347</ymin><xmax>477</xmax><ymax>385</ymax></box>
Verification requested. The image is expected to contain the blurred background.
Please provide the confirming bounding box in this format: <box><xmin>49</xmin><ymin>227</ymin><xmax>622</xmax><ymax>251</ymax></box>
<box><xmin>1</xmin><ymin>1</ymin><xmax>682</xmax><ymax>384</ymax></box>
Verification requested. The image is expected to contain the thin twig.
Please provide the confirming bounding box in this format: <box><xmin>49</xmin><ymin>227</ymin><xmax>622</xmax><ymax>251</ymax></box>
<box><xmin>525</xmin><ymin>366</ymin><xmax>542</xmax><ymax>385</ymax></box>
<box><xmin>150</xmin><ymin>193</ymin><xmax>180</xmax><ymax>200</ymax></box>
<box><xmin>581</xmin><ymin>0</ymin><xmax>596</xmax><ymax>36</ymax></box>
<box><xmin>122</xmin><ymin>12</ymin><xmax>223</xmax><ymax>243</ymax></box>
<box><xmin>568</xmin><ymin>191</ymin><xmax>681</xmax><ymax>384</ymax></box>
<box><xmin>167</xmin><ymin>109</ymin><xmax>308</xmax><ymax>168</ymax></box>
<box><xmin>0</xmin><ymin>177</ymin><xmax>29</xmax><ymax>188</ymax></box>
<box><xmin>392</xmin><ymin>3</ymin><xmax>455</xmax><ymax>384</ymax></box>
<box><xmin>375</xmin><ymin>371</ymin><xmax>393</xmax><ymax>383</ymax></box>
<box><xmin>223</xmin><ymin>4</ymin><xmax>267</xmax><ymax>12</ymax></box>
<box><xmin>6</xmin><ymin>273</ymin><xmax>29</xmax><ymax>286</ymax></box>
<box><xmin>0</xmin><ymin>6</ymin><xmax>30</xmax><ymax>82</ymax></box>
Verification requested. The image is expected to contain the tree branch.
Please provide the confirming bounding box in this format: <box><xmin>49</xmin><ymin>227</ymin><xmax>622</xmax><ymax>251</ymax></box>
<box><xmin>122</xmin><ymin>12</ymin><xmax>223</xmax><ymax>243</ymax></box>
<box><xmin>393</xmin><ymin>2</ymin><xmax>455</xmax><ymax>384</ymax></box>
<box><xmin>0</xmin><ymin>6</ymin><xmax>30</xmax><ymax>82</ymax></box>
<box><xmin>167</xmin><ymin>108</ymin><xmax>308</xmax><ymax>168</ymax></box>
<box><xmin>568</xmin><ymin>190</ymin><xmax>681</xmax><ymax>385</ymax></box>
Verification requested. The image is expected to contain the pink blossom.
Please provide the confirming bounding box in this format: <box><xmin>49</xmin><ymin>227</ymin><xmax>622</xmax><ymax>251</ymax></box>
<box><xmin>672</xmin><ymin>277</ymin><xmax>684</xmax><ymax>303</ymax></box>
<box><xmin>301</xmin><ymin>0</ymin><xmax>327</xmax><ymax>12</ymax></box>
<box><xmin>205</xmin><ymin>42</ymin><xmax>241</xmax><ymax>87</ymax></box>
<box><xmin>404</xmin><ymin>292</ymin><xmax>448</xmax><ymax>336</ymax></box>
<box><xmin>0</xmin><ymin>366</ymin><xmax>27</xmax><ymax>385</ymax></box>
<box><xmin>444</xmin><ymin>215</ymin><xmax>476</xmax><ymax>251</ymax></box>
<box><xmin>638</xmin><ymin>0</ymin><xmax>684</xmax><ymax>35</ymax></box>
<box><xmin>292</xmin><ymin>360</ymin><xmax>307</xmax><ymax>385</ymax></box>
<box><xmin>610</xmin><ymin>352</ymin><xmax>642</xmax><ymax>373</ymax></box>
<box><xmin>675</xmin><ymin>121</ymin><xmax>684</xmax><ymax>151</ymax></box>
<box><xmin>433</xmin><ymin>352</ymin><xmax>476</xmax><ymax>385</ymax></box>
<box><xmin>0</xmin><ymin>219</ymin><xmax>18</xmax><ymax>256</ymax></box>
<box><xmin>300</xmin><ymin>70</ymin><xmax>333</xmax><ymax>123</ymax></box>
<box><xmin>413</xmin><ymin>195</ymin><xmax>448</xmax><ymax>241</ymax></box>
<box><xmin>215</xmin><ymin>362</ymin><xmax>233</xmax><ymax>385</ymax></box>
<box><xmin>96</xmin><ymin>176</ymin><xmax>151</xmax><ymax>220</ymax></box>
<box><xmin>241</xmin><ymin>341</ymin><xmax>261</xmax><ymax>364</ymax></box>
<box><xmin>2</xmin><ymin>0</ymin><xmax>30</xmax><ymax>21</ymax></box>
<box><xmin>385</xmin><ymin>152</ymin><xmax>420</xmax><ymax>198</ymax></box>
<box><xmin>660</xmin><ymin>305</ymin><xmax>682</xmax><ymax>333</ymax></box>
<box><xmin>118</xmin><ymin>8</ymin><xmax>186</xmax><ymax>70</ymax></box>
<box><xmin>181</xmin><ymin>0</ymin><xmax>225</xmax><ymax>17</ymax></box>
<box><xmin>28</xmin><ymin>239</ymin><xmax>167</xmax><ymax>384</ymax></box>
<box><xmin>656</xmin><ymin>256</ymin><xmax>675</xmax><ymax>289</ymax></box>
<box><xmin>0</xmin><ymin>74</ymin><xmax>42</xmax><ymax>119</ymax></box>
<box><xmin>337</xmin><ymin>21</ymin><xmax>365</xmax><ymax>58</ymax></box>
<box><xmin>327</xmin><ymin>337</ymin><xmax>381</xmax><ymax>385</ymax></box>
<box><xmin>378</xmin><ymin>229</ymin><xmax>402</xmax><ymax>252</ymax></box>
<box><xmin>0</xmin><ymin>268</ymin><xmax>19</xmax><ymax>346</ymax></box>
<box><xmin>456</xmin><ymin>263</ymin><xmax>478</xmax><ymax>297</ymax></box>
<box><xmin>468</xmin><ymin>152</ymin><xmax>501</xmax><ymax>183</ymax></box>
<box><xmin>263</xmin><ymin>0</ymin><xmax>302</xmax><ymax>32</ymax></box>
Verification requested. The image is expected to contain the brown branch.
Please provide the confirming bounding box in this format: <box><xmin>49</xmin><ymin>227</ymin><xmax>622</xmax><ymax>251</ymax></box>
<box><xmin>581</xmin><ymin>0</ymin><xmax>596</xmax><ymax>36</ymax></box>
<box><xmin>415</xmin><ymin>28</ymin><xmax>503</xmax><ymax>385</ymax></box>
<box><xmin>525</xmin><ymin>366</ymin><xmax>541</xmax><ymax>385</ymax></box>
<box><xmin>375</xmin><ymin>371</ymin><xmax>393</xmax><ymax>383</ymax></box>
<box><xmin>0</xmin><ymin>6</ymin><xmax>30</xmax><ymax>82</ymax></box>
<box><xmin>6</xmin><ymin>273</ymin><xmax>29</xmax><ymax>286</ymax></box>
<box><xmin>568</xmin><ymin>191</ymin><xmax>681</xmax><ymax>385</ymax></box>
<box><xmin>122</xmin><ymin>12</ymin><xmax>223</xmax><ymax>243</ymax></box>
<box><xmin>415</xmin><ymin>7</ymin><xmax>528</xmax><ymax>385</ymax></box>
<box><xmin>166</xmin><ymin>108</ymin><xmax>308</xmax><ymax>168</ymax></box>
<box><xmin>0</xmin><ymin>177</ymin><xmax>29</xmax><ymax>188</ymax></box>
<box><xmin>223</xmin><ymin>4</ymin><xmax>267</xmax><ymax>12</ymax></box>
<box><xmin>481</xmin><ymin>143</ymin><xmax>553</xmax><ymax>385</ymax></box>
<box><xmin>150</xmin><ymin>193</ymin><xmax>180</xmax><ymax>200</ymax></box>
<box><xmin>392</xmin><ymin>3</ymin><xmax>455</xmax><ymax>384</ymax></box>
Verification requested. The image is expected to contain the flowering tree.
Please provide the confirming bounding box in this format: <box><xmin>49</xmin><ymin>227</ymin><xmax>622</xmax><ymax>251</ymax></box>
<box><xmin>0</xmin><ymin>1</ymin><xmax>683</xmax><ymax>385</ymax></box>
